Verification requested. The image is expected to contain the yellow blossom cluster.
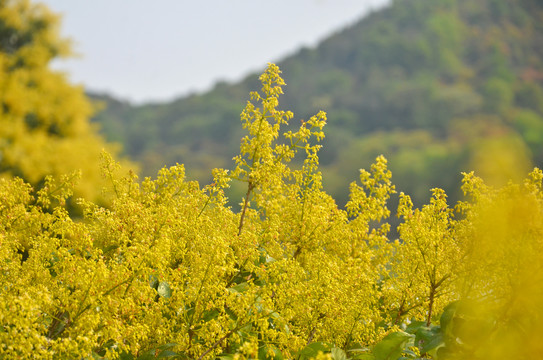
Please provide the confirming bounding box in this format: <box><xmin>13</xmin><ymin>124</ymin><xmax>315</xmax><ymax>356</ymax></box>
<box><xmin>1</xmin><ymin>62</ymin><xmax>543</xmax><ymax>359</ymax></box>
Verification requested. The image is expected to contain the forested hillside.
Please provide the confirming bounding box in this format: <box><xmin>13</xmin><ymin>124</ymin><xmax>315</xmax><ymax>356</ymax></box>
<box><xmin>91</xmin><ymin>0</ymin><xmax>543</xmax><ymax>207</ymax></box>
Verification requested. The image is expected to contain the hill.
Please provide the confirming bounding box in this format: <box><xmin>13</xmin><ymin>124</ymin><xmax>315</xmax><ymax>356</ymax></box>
<box><xmin>90</xmin><ymin>0</ymin><xmax>543</xmax><ymax>208</ymax></box>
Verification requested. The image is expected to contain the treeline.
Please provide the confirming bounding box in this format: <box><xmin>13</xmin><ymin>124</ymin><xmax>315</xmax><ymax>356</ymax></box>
<box><xmin>91</xmin><ymin>0</ymin><xmax>543</xmax><ymax>208</ymax></box>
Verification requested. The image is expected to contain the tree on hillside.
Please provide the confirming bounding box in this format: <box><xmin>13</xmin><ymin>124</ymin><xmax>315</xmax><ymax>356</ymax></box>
<box><xmin>0</xmin><ymin>0</ymin><xmax>135</xmax><ymax>202</ymax></box>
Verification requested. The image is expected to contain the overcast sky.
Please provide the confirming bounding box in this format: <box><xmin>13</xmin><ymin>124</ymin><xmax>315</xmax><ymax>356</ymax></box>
<box><xmin>42</xmin><ymin>0</ymin><xmax>391</xmax><ymax>104</ymax></box>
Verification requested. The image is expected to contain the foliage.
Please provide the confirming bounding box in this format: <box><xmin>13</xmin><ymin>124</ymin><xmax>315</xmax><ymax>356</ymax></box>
<box><xmin>0</xmin><ymin>0</ymin><xmax>136</xmax><ymax>204</ymax></box>
<box><xmin>2</xmin><ymin>63</ymin><xmax>543</xmax><ymax>360</ymax></box>
<box><xmin>91</xmin><ymin>0</ymin><xmax>543</xmax><ymax>212</ymax></box>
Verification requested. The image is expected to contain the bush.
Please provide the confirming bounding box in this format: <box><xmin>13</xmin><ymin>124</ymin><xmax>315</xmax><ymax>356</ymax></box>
<box><xmin>1</xmin><ymin>64</ymin><xmax>542</xmax><ymax>359</ymax></box>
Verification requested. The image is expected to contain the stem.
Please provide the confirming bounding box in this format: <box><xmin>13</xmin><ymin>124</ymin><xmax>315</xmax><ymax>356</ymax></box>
<box><xmin>47</xmin><ymin>271</ymin><xmax>98</xmax><ymax>340</ymax></box>
<box><xmin>426</xmin><ymin>285</ymin><xmax>436</xmax><ymax>327</ymax></box>
<box><xmin>274</xmin><ymin>123</ymin><xmax>318</xmax><ymax>166</ymax></box>
<box><xmin>196</xmin><ymin>329</ymin><xmax>237</xmax><ymax>360</ymax></box>
<box><xmin>106</xmin><ymin>162</ymin><xmax>120</xmax><ymax>198</ymax></box>
<box><xmin>343</xmin><ymin>312</ymin><xmax>362</xmax><ymax>349</ymax></box>
<box><xmin>394</xmin><ymin>298</ymin><xmax>406</xmax><ymax>326</ymax></box>
<box><xmin>238</xmin><ymin>181</ymin><xmax>255</xmax><ymax>236</ymax></box>
<box><xmin>236</xmin><ymin>109</ymin><xmax>267</xmax><ymax>236</ymax></box>
<box><xmin>72</xmin><ymin>272</ymin><xmax>97</xmax><ymax>322</ymax></box>
<box><xmin>249</xmin><ymin>113</ymin><xmax>266</xmax><ymax>163</ymax></box>
<box><xmin>226</xmin><ymin>257</ymin><xmax>250</xmax><ymax>288</ymax></box>
<box><xmin>103</xmin><ymin>277</ymin><xmax>133</xmax><ymax>297</ymax></box>
<box><xmin>306</xmin><ymin>327</ymin><xmax>318</xmax><ymax>346</ymax></box>
<box><xmin>117</xmin><ymin>221</ymin><xmax>167</xmax><ymax>298</ymax></box>
<box><xmin>299</xmin><ymin>168</ymin><xmax>311</xmax><ymax>224</ymax></box>
<box><xmin>47</xmin><ymin>172</ymin><xmax>80</xmax><ymax>197</ymax></box>
<box><xmin>196</xmin><ymin>307</ymin><xmax>274</xmax><ymax>360</ymax></box>
<box><xmin>197</xmin><ymin>196</ymin><xmax>212</xmax><ymax>218</ymax></box>
<box><xmin>302</xmin><ymin>312</ymin><xmax>326</xmax><ymax>356</ymax></box>
<box><xmin>293</xmin><ymin>246</ymin><xmax>302</xmax><ymax>259</ymax></box>
<box><xmin>188</xmin><ymin>257</ymin><xmax>214</xmax><ymax>339</ymax></box>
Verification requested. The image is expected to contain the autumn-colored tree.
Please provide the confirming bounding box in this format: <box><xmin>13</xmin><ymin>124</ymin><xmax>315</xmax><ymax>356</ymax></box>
<box><xmin>0</xmin><ymin>0</ymin><xmax>135</xmax><ymax>202</ymax></box>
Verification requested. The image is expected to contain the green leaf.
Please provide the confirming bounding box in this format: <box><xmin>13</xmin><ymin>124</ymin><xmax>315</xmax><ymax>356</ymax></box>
<box><xmin>135</xmin><ymin>349</ymin><xmax>157</xmax><ymax>359</ymax></box>
<box><xmin>157</xmin><ymin>350</ymin><xmax>180</xmax><ymax>358</ymax></box>
<box><xmin>157</xmin><ymin>281</ymin><xmax>172</xmax><ymax>298</ymax></box>
<box><xmin>47</xmin><ymin>310</ymin><xmax>70</xmax><ymax>340</ymax></box>
<box><xmin>136</xmin><ymin>344</ymin><xmax>183</xmax><ymax>359</ymax></box>
<box><xmin>347</xmin><ymin>345</ymin><xmax>375</xmax><ymax>360</ymax></box>
<box><xmin>373</xmin><ymin>332</ymin><xmax>412</xmax><ymax>360</ymax></box>
<box><xmin>149</xmin><ymin>274</ymin><xmax>159</xmax><ymax>290</ymax></box>
<box><xmin>217</xmin><ymin>355</ymin><xmax>235</xmax><ymax>360</ymax></box>
<box><xmin>331</xmin><ymin>347</ymin><xmax>347</xmax><ymax>360</ymax></box>
<box><xmin>117</xmin><ymin>352</ymin><xmax>135</xmax><ymax>360</ymax></box>
<box><xmin>415</xmin><ymin>326</ymin><xmax>443</xmax><ymax>354</ymax></box>
<box><xmin>296</xmin><ymin>342</ymin><xmax>333</xmax><ymax>359</ymax></box>
<box><xmin>156</xmin><ymin>343</ymin><xmax>179</xmax><ymax>351</ymax></box>
<box><xmin>225</xmin><ymin>305</ymin><xmax>238</xmax><ymax>321</ymax></box>
<box><xmin>414</xmin><ymin>326</ymin><xmax>433</xmax><ymax>342</ymax></box>
<box><xmin>404</xmin><ymin>320</ymin><xmax>427</xmax><ymax>334</ymax></box>
<box><xmin>90</xmin><ymin>352</ymin><xmax>106</xmax><ymax>359</ymax></box>
<box><xmin>228</xmin><ymin>282</ymin><xmax>249</xmax><ymax>294</ymax></box>
<box><xmin>202</xmin><ymin>308</ymin><xmax>219</xmax><ymax>322</ymax></box>
<box><xmin>440</xmin><ymin>299</ymin><xmax>496</xmax><ymax>351</ymax></box>
<box><xmin>103</xmin><ymin>244</ymin><xmax>119</xmax><ymax>254</ymax></box>
<box><xmin>440</xmin><ymin>301</ymin><xmax>459</xmax><ymax>336</ymax></box>
<box><xmin>258</xmin><ymin>344</ymin><xmax>284</xmax><ymax>360</ymax></box>
<box><xmin>352</xmin><ymin>355</ymin><xmax>376</xmax><ymax>360</ymax></box>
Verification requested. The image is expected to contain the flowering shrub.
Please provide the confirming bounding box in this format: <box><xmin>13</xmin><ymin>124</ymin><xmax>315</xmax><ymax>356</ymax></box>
<box><xmin>1</xmin><ymin>64</ymin><xmax>542</xmax><ymax>359</ymax></box>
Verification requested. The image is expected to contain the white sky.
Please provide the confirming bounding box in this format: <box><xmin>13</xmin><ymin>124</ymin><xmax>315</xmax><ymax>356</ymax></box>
<box><xmin>42</xmin><ymin>0</ymin><xmax>390</xmax><ymax>104</ymax></box>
